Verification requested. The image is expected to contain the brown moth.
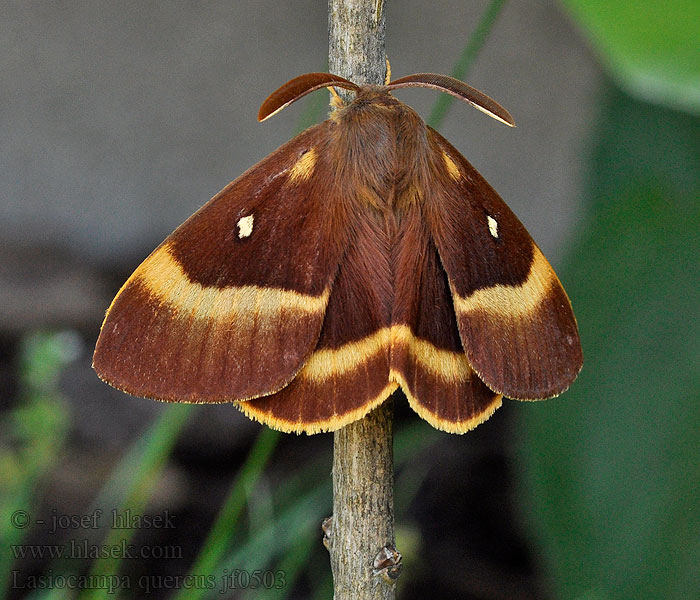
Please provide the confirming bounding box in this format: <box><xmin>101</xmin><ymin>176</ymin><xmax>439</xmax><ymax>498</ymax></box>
<box><xmin>93</xmin><ymin>72</ymin><xmax>582</xmax><ymax>434</ymax></box>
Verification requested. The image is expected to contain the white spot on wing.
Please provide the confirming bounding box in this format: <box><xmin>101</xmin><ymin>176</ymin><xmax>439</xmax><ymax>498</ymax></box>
<box><xmin>237</xmin><ymin>214</ymin><xmax>254</xmax><ymax>238</ymax></box>
<box><xmin>487</xmin><ymin>215</ymin><xmax>499</xmax><ymax>239</ymax></box>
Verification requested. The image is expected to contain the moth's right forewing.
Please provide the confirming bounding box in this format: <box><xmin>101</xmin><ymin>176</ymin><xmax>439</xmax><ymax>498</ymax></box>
<box><xmin>425</xmin><ymin>128</ymin><xmax>583</xmax><ymax>400</ymax></box>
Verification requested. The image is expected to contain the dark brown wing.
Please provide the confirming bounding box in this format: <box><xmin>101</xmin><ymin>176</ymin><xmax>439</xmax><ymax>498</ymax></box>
<box><xmin>93</xmin><ymin>122</ymin><xmax>353</xmax><ymax>403</ymax></box>
<box><xmin>425</xmin><ymin>127</ymin><xmax>582</xmax><ymax>400</ymax></box>
<box><xmin>389</xmin><ymin>204</ymin><xmax>502</xmax><ymax>433</ymax></box>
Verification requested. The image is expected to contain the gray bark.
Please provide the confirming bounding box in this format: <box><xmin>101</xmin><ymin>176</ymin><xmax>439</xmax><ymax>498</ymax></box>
<box><xmin>328</xmin><ymin>2</ymin><xmax>396</xmax><ymax>599</ymax></box>
<box><xmin>328</xmin><ymin>0</ymin><xmax>386</xmax><ymax>89</ymax></box>
<box><xmin>330</xmin><ymin>402</ymin><xmax>396</xmax><ymax>599</ymax></box>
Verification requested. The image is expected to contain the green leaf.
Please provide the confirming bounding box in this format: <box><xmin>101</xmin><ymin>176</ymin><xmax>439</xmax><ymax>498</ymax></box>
<box><xmin>516</xmin><ymin>83</ymin><xmax>700</xmax><ymax>599</ymax></box>
<box><xmin>80</xmin><ymin>403</ymin><xmax>192</xmax><ymax>600</ymax></box>
<box><xmin>176</xmin><ymin>427</ymin><xmax>280</xmax><ymax>600</ymax></box>
<box><xmin>0</xmin><ymin>332</ymin><xmax>73</xmax><ymax>600</ymax></box>
<box><xmin>560</xmin><ymin>0</ymin><xmax>700</xmax><ymax>113</ymax></box>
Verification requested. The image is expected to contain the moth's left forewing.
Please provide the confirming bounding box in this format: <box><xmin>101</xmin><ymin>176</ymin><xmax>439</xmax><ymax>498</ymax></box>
<box><xmin>425</xmin><ymin>128</ymin><xmax>582</xmax><ymax>400</ymax></box>
<box><xmin>93</xmin><ymin>123</ymin><xmax>350</xmax><ymax>404</ymax></box>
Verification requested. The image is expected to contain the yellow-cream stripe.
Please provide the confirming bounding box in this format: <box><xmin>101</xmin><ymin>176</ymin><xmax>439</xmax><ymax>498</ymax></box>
<box><xmin>392</xmin><ymin>325</ymin><xmax>472</xmax><ymax>382</ymax></box>
<box><xmin>443</xmin><ymin>152</ymin><xmax>461</xmax><ymax>180</ymax></box>
<box><xmin>129</xmin><ymin>244</ymin><xmax>328</xmax><ymax>321</ymax></box>
<box><xmin>235</xmin><ymin>382</ymin><xmax>399</xmax><ymax>434</ymax></box>
<box><xmin>288</xmin><ymin>148</ymin><xmax>317</xmax><ymax>183</ymax></box>
<box><xmin>299</xmin><ymin>324</ymin><xmax>472</xmax><ymax>383</ymax></box>
<box><xmin>453</xmin><ymin>246</ymin><xmax>554</xmax><ymax>318</ymax></box>
<box><xmin>301</xmin><ymin>328</ymin><xmax>392</xmax><ymax>382</ymax></box>
<box><xmin>392</xmin><ymin>369</ymin><xmax>503</xmax><ymax>434</ymax></box>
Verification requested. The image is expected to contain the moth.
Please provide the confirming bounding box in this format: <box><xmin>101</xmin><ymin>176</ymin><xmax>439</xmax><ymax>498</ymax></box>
<box><xmin>93</xmin><ymin>72</ymin><xmax>582</xmax><ymax>434</ymax></box>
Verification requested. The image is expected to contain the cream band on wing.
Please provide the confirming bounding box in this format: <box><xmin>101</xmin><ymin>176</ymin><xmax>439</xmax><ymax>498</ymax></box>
<box><xmin>299</xmin><ymin>325</ymin><xmax>473</xmax><ymax>383</ymax></box>
<box><xmin>442</xmin><ymin>152</ymin><xmax>461</xmax><ymax>180</ymax></box>
<box><xmin>300</xmin><ymin>328</ymin><xmax>392</xmax><ymax>382</ymax></box>
<box><xmin>129</xmin><ymin>244</ymin><xmax>329</xmax><ymax>321</ymax></box>
<box><xmin>392</xmin><ymin>367</ymin><xmax>503</xmax><ymax>434</ymax></box>
<box><xmin>453</xmin><ymin>246</ymin><xmax>555</xmax><ymax>319</ymax></box>
<box><xmin>391</xmin><ymin>325</ymin><xmax>473</xmax><ymax>381</ymax></box>
<box><xmin>288</xmin><ymin>147</ymin><xmax>318</xmax><ymax>183</ymax></box>
<box><xmin>235</xmin><ymin>381</ymin><xmax>400</xmax><ymax>435</ymax></box>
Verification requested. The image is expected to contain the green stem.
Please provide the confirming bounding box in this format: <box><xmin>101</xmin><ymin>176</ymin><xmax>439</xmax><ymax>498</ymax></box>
<box><xmin>173</xmin><ymin>426</ymin><xmax>280</xmax><ymax>600</ymax></box>
<box><xmin>80</xmin><ymin>404</ymin><xmax>192</xmax><ymax>600</ymax></box>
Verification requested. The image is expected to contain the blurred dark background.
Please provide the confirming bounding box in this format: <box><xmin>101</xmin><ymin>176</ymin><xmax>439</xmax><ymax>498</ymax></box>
<box><xmin>2</xmin><ymin>1</ymin><xmax>698</xmax><ymax>599</ymax></box>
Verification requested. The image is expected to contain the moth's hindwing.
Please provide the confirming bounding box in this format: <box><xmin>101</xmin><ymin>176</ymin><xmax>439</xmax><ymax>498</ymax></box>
<box><xmin>389</xmin><ymin>205</ymin><xmax>503</xmax><ymax>433</ymax></box>
<box><xmin>426</xmin><ymin>127</ymin><xmax>583</xmax><ymax>400</ymax></box>
<box><xmin>238</xmin><ymin>211</ymin><xmax>398</xmax><ymax>433</ymax></box>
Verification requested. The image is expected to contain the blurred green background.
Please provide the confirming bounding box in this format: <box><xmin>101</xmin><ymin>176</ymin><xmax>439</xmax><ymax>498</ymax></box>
<box><xmin>1</xmin><ymin>1</ymin><xmax>698</xmax><ymax>599</ymax></box>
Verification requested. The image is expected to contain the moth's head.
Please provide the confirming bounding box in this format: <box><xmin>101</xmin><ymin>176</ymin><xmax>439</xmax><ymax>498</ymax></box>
<box><xmin>258</xmin><ymin>72</ymin><xmax>515</xmax><ymax>127</ymax></box>
<box><xmin>341</xmin><ymin>85</ymin><xmax>403</xmax><ymax>111</ymax></box>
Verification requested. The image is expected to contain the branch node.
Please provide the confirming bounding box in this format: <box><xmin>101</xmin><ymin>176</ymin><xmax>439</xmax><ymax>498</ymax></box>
<box><xmin>321</xmin><ymin>516</ymin><xmax>333</xmax><ymax>552</ymax></box>
<box><xmin>372</xmin><ymin>544</ymin><xmax>403</xmax><ymax>583</ymax></box>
